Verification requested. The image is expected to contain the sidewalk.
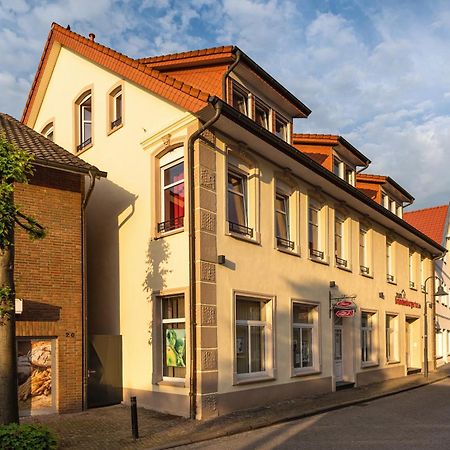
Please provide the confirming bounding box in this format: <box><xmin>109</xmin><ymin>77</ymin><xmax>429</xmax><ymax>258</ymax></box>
<box><xmin>24</xmin><ymin>365</ymin><xmax>450</xmax><ymax>449</ymax></box>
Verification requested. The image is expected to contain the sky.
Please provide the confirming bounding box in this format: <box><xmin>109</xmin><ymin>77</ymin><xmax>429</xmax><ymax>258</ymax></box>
<box><xmin>1</xmin><ymin>0</ymin><xmax>449</xmax><ymax>208</ymax></box>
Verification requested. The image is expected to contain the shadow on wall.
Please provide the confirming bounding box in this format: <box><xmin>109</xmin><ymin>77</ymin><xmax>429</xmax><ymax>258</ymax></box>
<box><xmin>143</xmin><ymin>238</ymin><xmax>172</xmax><ymax>345</ymax></box>
<box><xmin>86</xmin><ymin>178</ymin><xmax>137</xmax><ymax>336</ymax></box>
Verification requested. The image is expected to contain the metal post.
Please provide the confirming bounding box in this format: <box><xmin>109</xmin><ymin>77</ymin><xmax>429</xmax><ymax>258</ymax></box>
<box><xmin>130</xmin><ymin>396</ymin><xmax>139</xmax><ymax>440</ymax></box>
<box><xmin>424</xmin><ymin>287</ymin><xmax>428</xmax><ymax>378</ymax></box>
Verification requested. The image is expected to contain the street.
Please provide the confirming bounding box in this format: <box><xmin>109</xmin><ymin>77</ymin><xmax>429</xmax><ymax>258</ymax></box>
<box><xmin>176</xmin><ymin>378</ymin><xmax>450</xmax><ymax>450</ymax></box>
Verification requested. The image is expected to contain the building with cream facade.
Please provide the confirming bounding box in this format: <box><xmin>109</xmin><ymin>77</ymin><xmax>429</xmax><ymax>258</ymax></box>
<box><xmin>22</xmin><ymin>23</ymin><xmax>445</xmax><ymax>419</ymax></box>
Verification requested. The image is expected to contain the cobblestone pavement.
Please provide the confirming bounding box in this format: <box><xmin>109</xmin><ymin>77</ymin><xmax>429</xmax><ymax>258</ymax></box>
<box><xmin>23</xmin><ymin>365</ymin><xmax>450</xmax><ymax>449</ymax></box>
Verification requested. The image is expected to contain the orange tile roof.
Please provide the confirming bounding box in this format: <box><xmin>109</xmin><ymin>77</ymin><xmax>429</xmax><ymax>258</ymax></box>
<box><xmin>22</xmin><ymin>23</ymin><xmax>211</xmax><ymax>123</ymax></box>
<box><xmin>404</xmin><ymin>204</ymin><xmax>449</xmax><ymax>245</ymax></box>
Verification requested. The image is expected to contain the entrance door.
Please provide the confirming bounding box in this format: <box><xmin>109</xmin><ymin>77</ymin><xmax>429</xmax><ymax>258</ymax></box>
<box><xmin>334</xmin><ymin>318</ymin><xmax>343</xmax><ymax>381</ymax></box>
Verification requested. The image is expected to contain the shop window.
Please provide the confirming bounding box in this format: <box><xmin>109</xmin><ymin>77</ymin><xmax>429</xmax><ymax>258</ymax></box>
<box><xmin>235</xmin><ymin>295</ymin><xmax>273</xmax><ymax>379</ymax></box>
<box><xmin>157</xmin><ymin>146</ymin><xmax>184</xmax><ymax>233</ymax></box>
<box><xmin>109</xmin><ymin>86</ymin><xmax>123</xmax><ymax>130</ymax></box>
<box><xmin>161</xmin><ymin>295</ymin><xmax>186</xmax><ymax>381</ymax></box>
<box><xmin>386</xmin><ymin>314</ymin><xmax>399</xmax><ymax>363</ymax></box>
<box><xmin>41</xmin><ymin>122</ymin><xmax>54</xmax><ymax>142</ymax></box>
<box><xmin>76</xmin><ymin>91</ymin><xmax>92</xmax><ymax>151</ymax></box>
<box><xmin>17</xmin><ymin>339</ymin><xmax>55</xmax><ymax>415</ymax></box>
<box><xmin>361</xmin><ymin>312</ymin><xmax>376</xmax><ymax>365</ymax></box>
<box><xmin>292</xmin><ymin>302</ymin><xmax>319</xmax><ymax>373</ymax></box>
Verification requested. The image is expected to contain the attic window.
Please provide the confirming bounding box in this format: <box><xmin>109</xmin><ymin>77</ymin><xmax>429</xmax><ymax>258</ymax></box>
<box><xmin>231</xmin><ymin>83</ymin><xmax>249</xmax><ymax>116</ymax></box>
<box><xmin>255</xmin><ymin>100</ymin><xmax>269</xmax><ymax>130</ymax></box>
<box><xmin>275</xmin><ymin>114</ymin><xmax>289</xmax><ymax>142</ymax></box>
<box><xmin>109</xmin><ymin>86</ymin><xmax>123</xmax><ymax>130</ymax></box>
<box><xmin>41</xmin><ymin>122</ymin><xmax>54</xmax><ymax>142</ymax></box>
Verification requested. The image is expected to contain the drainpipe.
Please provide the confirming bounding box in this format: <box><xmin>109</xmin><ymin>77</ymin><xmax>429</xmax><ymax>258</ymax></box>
<box><xmin>222</xmin><ymin>49</ymin><xmax>242</xmax><ymax>102</ymax></box>
<box><xmin>81</xmin><ymin>170</ymin><xmax>97</xmax><ymax>410</ymax></box>
<box><xmin>356</xmin><ymin>162</ymin><xmax>369</xmax><ymax>174</ymax></box>
<box><xmin>187</xmin><ymin>102</ymin><xmax>222</xmax><ymax>419</ymax></box>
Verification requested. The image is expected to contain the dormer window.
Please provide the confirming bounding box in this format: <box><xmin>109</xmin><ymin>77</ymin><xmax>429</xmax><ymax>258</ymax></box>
<box><xmin>275</xmin><ymin>114</ymin><xmax>289</xmax><ymax>142</ymax></box>
<box><xmin>333</xmin><ymin>156</ymin><xmax>341</xmax><ymax>177</ymax></box>
<box><xmin>232</xmin><ymin>83</ymin><xmax>249</xmax><ymax>116</ymax></box>
<box><xmin>333</xmin><ymin>155</ymin><xmax>355</xmax><ymax>185</ymax></box>
<box><xmin>345</xmin><ymin>165</ymin><xmax>355</xmax><ymax>186</ymax></box>
<box><xmin>41</xmin><ymin>122</ymin><xmax>54</xmax><ymax>142</ymax></box>
<box><xmin>255</xmin><ymin>100</ymin><xmax>269</xmax><ymax>130</ymax></box>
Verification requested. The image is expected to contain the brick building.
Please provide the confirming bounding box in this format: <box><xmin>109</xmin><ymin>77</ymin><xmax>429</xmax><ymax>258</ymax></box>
<box><xmin>0</xmin><ymin>113</ymin><xmax>105</xmax><ymax>415</ymax></box>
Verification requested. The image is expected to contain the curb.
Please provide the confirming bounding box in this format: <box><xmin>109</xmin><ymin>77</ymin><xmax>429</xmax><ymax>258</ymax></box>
<box><xmin>154</xmin><ymin>373</ymin><xmax>450</xmax><ymax>450</ymax></box>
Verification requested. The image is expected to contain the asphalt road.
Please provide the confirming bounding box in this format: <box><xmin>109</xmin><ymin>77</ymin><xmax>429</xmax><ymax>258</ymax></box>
<box><xmin>175</xmin><ymin>378</ymin><xmax>450</xmax><ymax>450</ymax></box>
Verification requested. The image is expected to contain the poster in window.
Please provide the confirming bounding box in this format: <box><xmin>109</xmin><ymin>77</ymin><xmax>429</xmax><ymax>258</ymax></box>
<box><xmin>166</xmin><ymin>329</ymin><xmax>186</xmax><ymax>368</ymax></box>
<box><xmin>17</xmin><ymin>340</ymin><xmax>53</xmax><ymax>414</ymax></box>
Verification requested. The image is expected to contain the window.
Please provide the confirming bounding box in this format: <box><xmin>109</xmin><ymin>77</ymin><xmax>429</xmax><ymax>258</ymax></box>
<box><xmin>110</xmin><ymin>87</ymin><xmax>122</xmax><ymax>129</ymax></box>
<box><xmin>359</xmin><ymin>226</ymin><xmax>369</xmax><ymax>275</ymax></box>
<box><xmin>345</xmin><ymin>165</ymin><xmax>354</xmax><ymax>186</ymax></box>
<box><xmin>333</xmin><ymin>157</ymin><xmax>341</xmax><ymax>177</ymax></box>
<box><xmin>386</xmin><ymin>314</ymin><xmax>399</xmax><ymax>362</ymax></box>
<box><xmin>396</xmin><ymin>203</ymin><xmax>403</xmax><ymax>218</ymax></box>
<box><xmin>335</xmin><ymin>215</ymin><xmax>347</xmax><ymax>267</ymax></box>
<box><xmin>308</xmin><ymin>200</ymin><xmax>323</xmax><ymax>259</ymax></box>
<box><xmin>447</xmin><ymin>331</ymin><xmax>450</xmax><ymax>356</ymax></box>
<box><xmin>228</xmin><ymin>170</ymin><xmax>252</xmax><ymax>236</ymax></box>
<box><xmin>386</xmin><ymin>240</ymin><xmax>394</xmax><ymax>282</ymax></box>
<box><xmin>361</xmin><ymin>312</ymin><xmax>375</xmax><ymax>364</ymax></box>
<box><xmin>161</xmin><ymin>295</ymin><xmax>186</xmax><ymax>381</ymax></box>
<box><xmin>77</xmin><ymin>92</ymin><xmax>92</xmax><ymax>151</ymax></box>
<box><xmin>235</xmin><ymin>296</ymin><xmax>272</xmax><ymax>378</ymax></box>
<box><xmin>409</xmin><ymin>251</ymin><xmax>416</xmax><ymax>289</ymax></box>
<box><xmin>436</xmin><ymin>330</ymin><xmax>443</xmax><ymax>359</ymax></box>
<box><xmin>255</xmin><ymin>100</ymin><xmax>269</xmax><ymax>130</ymax></box>
<box><xmin>382</xmin><ymin>192</ymin><xmax>389</xmax><ymax>208</ymax></box>
<box><xmin>274</xmin><ymin>114</ymin><xmax>288</xmax><ymax>142</ymax></box>
<box><xmin>292</xmin><ymin>303</ymin><xmax>318</xmax><ymax>372</ymax></box>
<box><xmin>420</xmin><ymin>256</ymin><xmax>426</xmax><ymax>292</ymax></box>
<box><xmin>158</xmin><ymin>147</ymin><xmax>184</xmax><ymax>233</ymax></box>
<box><xmin>275</xmin><ymin>192</ymin><xmax>292</xmax><ymax>249</ymax></box>
<box><xmin>41</xmin><ymin>122</ymin><xmax>54</xmax><ymax>142</ymax></box>
<box><xmin>231</xmin><ymin>83</ymin><xmax>249</xmax><ymax>116</ymax></box>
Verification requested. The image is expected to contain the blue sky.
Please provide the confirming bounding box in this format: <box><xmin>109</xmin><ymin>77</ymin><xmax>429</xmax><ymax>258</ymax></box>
<box><xmin>1</xmin><ymin>0</ymin><xmax>450</xmax><ymax>207</ymax></box>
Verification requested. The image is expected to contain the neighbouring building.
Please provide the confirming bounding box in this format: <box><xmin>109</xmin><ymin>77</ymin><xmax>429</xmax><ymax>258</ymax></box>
<box><xmin>0</xmin><ymin>113</ymin><xmax>105</xmax><ymax>416</ymax></box>
<box><xmin>404</xmin><ymin>204</ymin><xmax>450</xmax><ymax>366</ymax></box>
<box><xmin>22</xmin><ymin>23</ymin><xmax>445</xmax><ymax>419</ymax></box>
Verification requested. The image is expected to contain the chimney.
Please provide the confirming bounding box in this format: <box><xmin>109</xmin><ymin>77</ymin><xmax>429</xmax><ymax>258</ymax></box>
<box><xmin>89</xmin><ymin>33</ymin><xmax>95</xmax><ymax>42</ymax></box>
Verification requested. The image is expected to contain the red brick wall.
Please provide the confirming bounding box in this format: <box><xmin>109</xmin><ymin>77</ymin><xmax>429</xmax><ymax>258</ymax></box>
<box><xmin>14</xmin><ymin>165</ymin><xmax>84</xmax><ymax>414</ymax></box>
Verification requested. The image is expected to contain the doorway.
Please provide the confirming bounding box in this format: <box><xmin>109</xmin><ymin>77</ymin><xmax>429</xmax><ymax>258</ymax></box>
<box><xmin>334</xmin><ymin>317</ymin><xmax>343</xmax><ymax>382</ymax></box>
<box><xmin>406</xmin><ymin>317</ymin><xmax>420</xmax><ymax>374</ymax></box>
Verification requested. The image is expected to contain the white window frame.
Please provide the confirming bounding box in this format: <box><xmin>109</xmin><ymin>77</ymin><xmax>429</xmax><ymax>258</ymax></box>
<box><xmin>79</xmin><ymin>93</ymin><xmax>92</xmax><ymax>146</ymax></box>
<box><xmin>409</xmin><ymin>251</ymin><xmax>416</xmax><ymax>289</ymax></box>
<box><xmin>386</xmin><ymin>314</ymin><xmax>399</xmax><ymax>363</ymax></box>
<box><xmin>308</xmin><ymin>199</ymin><xmax>324</xmax><ymax>260</ymax></box>
<box><xmin>359</xmin><ymin>225</ymin><xmax>370</xmax><ymax>275</ymax></box>
<box><xmin>361</xmin><ymin>311</ymin><xmax>377</xmax><ymax>366</ymax></box>
<box><xmin>386</xmin><ymin>240</ymin><xmax>395</xmax><ymax>283</ymax></box>
<box><xmin>292</xmin><ymin>301</ymin><xmax>320</xmax><ymax>375</ymax></box>
<box><xmin>254</xmin><ymin>99</ymin><xmax>270</xmax><ymax>130</ymax></box>
<box><xmin>227</xmin><ymin>168</ymin><xmax>249</xmax><ymax>228</ymax></box>
<box><xmin>274</xmin><ymin>113</ymin><xmax>289</xmax><ymax>142</ymax></box>
<box><xmin>234</xmin><ymin>293</ymin><xmax>274</xmax><ymax>383</ymax></box>
<box><xmin>335</xmin><ymin>214</ymin><xmax>346</xmax><ymax>267</ymax></box>
<box><xmin>231</xmin><ymin>82</ymin><xmax>250</xmax><ymax>117</ymax></box>
<box><xmin>113</xmin><ymin>90</ymin><xmax>122</xmax><ymax>123</ymax></box>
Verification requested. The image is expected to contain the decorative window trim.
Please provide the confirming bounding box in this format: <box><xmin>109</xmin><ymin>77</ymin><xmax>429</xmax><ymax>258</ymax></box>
<box><xmin>107</xmin><ymin>82</ymin><xmax>124</xmax><ymax>135</ymax></box>
<box><xmin>73</xmin><ymin>86</ymin><xmax>94</xmax><ymax>153</ymax></box>
<box><xmin>232</xmin><ymin>291</ymin><xmax>276</xmax><ymax>385</ymax></box>
<box><xmin>291</xmin><ymin>299</ymin><xmax>321</xmax><ymax>376</ymax></box>
<box><xmin>153</xmin><ymin>142</ymin><xmax>186</xmax><ymax>238</ymax></box>
<box><xmin>226</xmin><ymin>147</ymin><xmax>260</xmax><ymax>243</ymax></box>
<box><xmin>41</xmin><ymin>119</ymin><xmax>55</xmax><ymax>142</ymax></box>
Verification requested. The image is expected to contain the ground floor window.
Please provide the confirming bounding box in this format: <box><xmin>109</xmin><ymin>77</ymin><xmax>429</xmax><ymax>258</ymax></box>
<box><xmin>292</xmin><ymin>302</ymin><xmax>318</xmax><ymax>372</ymax></box>
<box><xmin>436</xmin><ymin>330</ymin><xmax>443</xmax><ymax>359</ymax></box>
<box><xmin>17</xmin><ymin>338</ymin><xmax>55</xmax><ymax>415</ymax></box>
<box><xmin>235</xmin><ymin>295</ymin><xmax>272</xmax><ymax>377</ymax></box>
<box><xmin>386</xmin><ymin>314</ymin><xmax>399</xmax><ymax>362</ymax></box>
<box><xmin>361</xmin><ymin>312</ymin><xmax>376</xmax><ymax>364</ymax></box>
<box><xmin>162</xmin><ymin>295</ymin><xmax>186</xmax><ymax>380</ymax></box>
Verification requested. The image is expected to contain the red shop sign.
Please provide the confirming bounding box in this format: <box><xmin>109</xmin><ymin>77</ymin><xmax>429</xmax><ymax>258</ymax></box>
<box><xmin>335</xmin><ymin>300</ymin><xmax>353</xmax><ymax>309</ymax></box>
<box><xmin>335</xmin><ymin>309</ymin><xmax>355</xmax><ymax>318</ymax></box>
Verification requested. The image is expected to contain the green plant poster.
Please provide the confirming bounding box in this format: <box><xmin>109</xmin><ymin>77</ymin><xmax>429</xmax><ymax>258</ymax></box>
<box><xmin>166</xmin><ymin>328</ymin><xmax>186</xmax><ymax>367</ymax></box>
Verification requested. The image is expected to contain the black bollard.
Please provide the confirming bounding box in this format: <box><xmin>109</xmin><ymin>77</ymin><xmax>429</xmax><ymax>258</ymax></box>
<box><xmin>130</xmin><ymin>396</ymin><xmax>139</xmax><ymax>440</ymax></box>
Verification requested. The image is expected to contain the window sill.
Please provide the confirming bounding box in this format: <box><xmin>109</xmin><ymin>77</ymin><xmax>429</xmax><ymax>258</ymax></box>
<box><xmin>386</xmin><ymin>360</ymin><xmax>400</xmax><ymax>365</ymax></box>
<box><xmin>227</xmin><ymin>230</ymin><xmax>261</xmax><ymax>246</ymax></box>
<box><xmin>76</xmin><ymin>142</ymin><xmax>93</xmax><ymax>155</ymax></box>
<box><xmin>309</xmin><ymin>256</ymin><xmax>329</xmax><ymax>266</ymax></box>
<box><xmin>157</xmin><ymin>379</ymin><xmax>186</xmax><ymax>388</ymax></box>
<box><xmin>155</xmin><ymin>227</ymin><xmax>185</xmax><ymax>239</ymax></box>
<box><xmin>234</xmin><ymin>374</ymin><xmax>275</xmax><ymax>386</ymax></box>
<box><xmin>276</xmin><ymin>246</ymin><xmax>300</xmax><ymax>257</ymax></box>
<box><xmin>361</xmin><ymin>361</ymin><xmax>379</xmax><ymax>369</ymax></box>
<box><xmin>336</xmin><ymin>264</ymin><xmax>352</xmax><ymax>273</ymax></box>
<box><xmin>387</xmin><ymin>279</ymin><xmax>397</xmax><ymax>285</ymax></box>
<box><xmin>360</xmin><ymin>272</ymin><xmax>374</xmax><ymax>279</ymax></box>
<box><xmin>107</xmin><ymin>122</ymin><xmax>123</xmax><ymax>136</ymax></box>
<box><xmin>291</xmin><ymin>368</ymin><xmax>321</xmax><ymax>378</ymax></box>
<box><xmin>409</xmin><ymin>286</ymin><xmax>418</xmax><ymax>291</ymax></box>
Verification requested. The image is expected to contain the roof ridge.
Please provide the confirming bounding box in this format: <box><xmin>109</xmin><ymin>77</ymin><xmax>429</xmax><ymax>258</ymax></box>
<box><xmin>137</xmin><ymin>45</ymin><xmax>235</xmax><ymax>64</ymax></box>
<box><xmin>51</xmin><ymin>23</ymin><xmax>211</xmax><ymax>102</ymax></box>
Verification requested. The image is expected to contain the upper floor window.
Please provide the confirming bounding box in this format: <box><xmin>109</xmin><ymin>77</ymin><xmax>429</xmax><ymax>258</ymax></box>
<box><xmin>275</xmin><ymin>191</ymin><xmax>291</xmax><ymax>248</ymax></box>
<box><xmin>255</xmin><ymin>100</ymin><xmax>270</xmax><ymax>130</ymax></box>
<box><xmin>227</xmin><ymin>170</ymin><xmax>250</xmax><ymax>236</ymax></box>
<box><xmin>308</xmin><ymin>200</ymin><xmax>324</xmax><ymax>260</ymax></box>
<box><xmin>359</xmin><ymin>226</ymin><xmax>370</xmax><ymax>275</ymax></box>
<box><xmin>232</xmin><ymin>83</ymin><xmax>249</xmax><ymax>116</ymax></box>
<box><xmin>274</xmin><ymin>114</ymin><xmax>289</xmax><ymax>142</ymax></box>
<box><xmin>409</xmin><ymin>251</ymin><xmax>416</xmax><ymax>289</ymax></box>
<box><xmin>386</xmin><ymin>240</ymin><xmax>395</xmax><ymax>282</ymax></box>
<box><xmin>420</xmin><ymin>256</ymin><xmax>426</xmax><ymax>292</ymax></box>
<box><xmin>41</xmin><ymin>122</ymin><xmax>54</xmax><ymax>142</ymax></box>
<box><xmin>77</xmin><ymin>91</ymin><xmax>92</xmax><ymax>151</ymax></box>
<box><xmin>158</xmin><ymin>146</ymin><xmax>184</xmax><ymax>233</ymax></box>
<box><xmin>109</xmin><ymin>86</ymin><xmax>123</xmax><ymax>130</ymax></box>
<box><xmin>335</xmin><ymin>214</ymin><xmax>347</xmax><ymax>268</ymax></box>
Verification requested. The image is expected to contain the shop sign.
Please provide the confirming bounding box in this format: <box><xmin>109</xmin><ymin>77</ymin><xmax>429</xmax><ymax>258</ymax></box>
<box><xmin>395</xmin><ymin>297</ymin><xmax>421</xmax><ymax>309</ymax></box>
<box><xmin>335</xmin><ymin>300</ymin><xmax>355</xmax><ymax>309</ymax></box>
<box><xmin>335</xmin><ymin>309</ymin><xmax>355</xmax><ymax>318</ymax></box>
